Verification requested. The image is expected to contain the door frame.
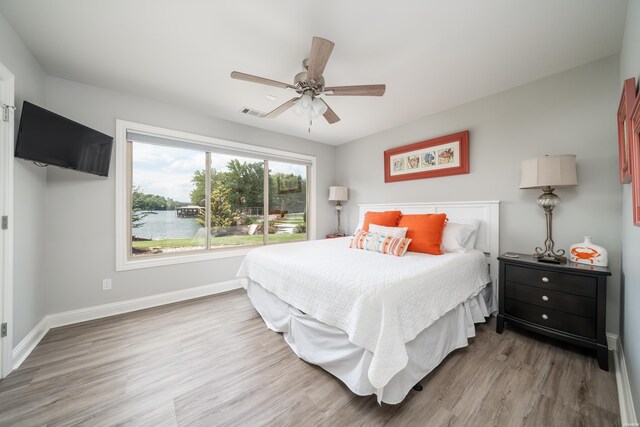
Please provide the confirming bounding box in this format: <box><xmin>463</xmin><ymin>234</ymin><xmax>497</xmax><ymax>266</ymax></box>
<box><xmin>0</xmin><ymin>62</ymin><xmax>15</xmax><ymax>378</ymax></box>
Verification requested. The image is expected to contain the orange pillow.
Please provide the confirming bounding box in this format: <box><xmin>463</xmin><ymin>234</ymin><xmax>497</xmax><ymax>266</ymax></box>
<box><xmin>362</xmin><ymin>211</ymin><xmax>402</xmax><ymax>232</ymax></box>
<box><xmin>398</xmin><ymin>214</ymin><xmax>448</xmax><ymax>255</ymax></box>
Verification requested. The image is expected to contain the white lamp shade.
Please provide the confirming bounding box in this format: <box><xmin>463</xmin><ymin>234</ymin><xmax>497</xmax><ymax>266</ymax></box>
<box><xmin>293</xmin><ymin>94</ymin><xmax>313</xmax><ymax>115</ymax></box>
<box><xmin>300</xmin><ymin>94</ymin><xmax>312</xmax><ymax>109</ymax></box>
<box><xmin>312</xmin><ymin>98</ymin><xmax>328</xmax><ymax>116</ymax></box>
<box><xmin>294</xmin><ymin>95</ymin><xmax>327</xmax><ymax>119</ymax></box>
<box><xmin>329</xmin><ymin>186</ymin><xmax>348</xmax><ymax>201</ymax></box>
<box><xmin>520</xmin><ymin>155</ymin><xmax>578</xmax><ymax>189</ymax></box>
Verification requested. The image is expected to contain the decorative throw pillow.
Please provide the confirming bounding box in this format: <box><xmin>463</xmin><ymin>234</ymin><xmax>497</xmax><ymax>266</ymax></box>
<box><xmin>369</xmin><ymin>224</ymin><xmax>409</xmax><ymax>238</ymax></box>
<box><xmin>349</xmin><ymin>230</ymin><xmax>411</xmax><ymax>257</ymax></box>
<box><xmin>398</xmin><ymin>213</ymin><xmax>448</xmax><ymax>255</ymax></box>
<box><xmin>362</xmin><ymin>211</ymin><xmax>402</xmax><ymax>232</ymax></box>
<box><xmin>441</xmin><ymin>220</ymin><xmax>480</xmax><ymax>253</ymax></box>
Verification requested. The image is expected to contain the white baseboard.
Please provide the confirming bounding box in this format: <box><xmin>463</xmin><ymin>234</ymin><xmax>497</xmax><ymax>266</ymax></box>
<box><xmin>47</xmin><ymin>278</ymin><xmax>243</xmax><ymax>328</ymax></box>
<box><xmin>12</xmin><ymin>317</ymin><xmax>49</xmax><ymax>370</ymax></box>
<box><xmin>607</xmin><ymin>332</ymin><xmax>618</xmax><ymax>351</ymax></box>
<box><xmin>12</xmin><ymin>279</ymin><xmax>244</xmax><ymax>370</ymax></box>
<box><xmin>609</xmin><ymin>335</ymin><xmax>638</xmax><ymax>426</ymax></box>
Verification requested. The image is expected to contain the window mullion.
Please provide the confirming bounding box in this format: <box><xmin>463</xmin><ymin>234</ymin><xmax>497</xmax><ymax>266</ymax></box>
<box><xmin>263</xmin><ymin>159</ymin><xmax>269</xmax><ymax>245</ymax></box>
<box><xmin>126</xmin><ymin>141</ymin><xmax>134</xmax><ymax>259</ymax></box>
<box><xmin>205</xmin><ymin>152</ymin><xmax>212</xmax><ymax>251</ymax></box>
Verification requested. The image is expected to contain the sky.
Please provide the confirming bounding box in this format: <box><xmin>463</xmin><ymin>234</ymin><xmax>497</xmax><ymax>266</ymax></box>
<box><xmin>132</xmin><ymin>142</ymin><xmax>306</xmax><ymax>202</ymax></box>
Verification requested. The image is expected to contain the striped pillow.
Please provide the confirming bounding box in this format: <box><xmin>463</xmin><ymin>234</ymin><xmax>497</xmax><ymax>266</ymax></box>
<box><xmin>369</xmin><ymin>224</ymin><xmax>409</xmax><ymax>238</ymax></box>
<box><xmin>349</xmin><ymin>230</ymin><xmax>411</xmax><ymax>257</ymax></box>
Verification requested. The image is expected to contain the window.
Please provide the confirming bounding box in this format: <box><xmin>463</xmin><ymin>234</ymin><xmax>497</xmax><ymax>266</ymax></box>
<box><xmin>207</xmin><ymin>154</ymin><xmax>267</xmax><ymax>249</ymax></box>
<box><xmin>131</xmin><ymin>143</ymin><xmax>207</xmax><ymax>256</ymax></box>
<box><xmin>116</xmin><ymin>121</ymin><xmax>316</xmax><ymax>271</ymax></box>
<box><xmin>268</xmin><ymin>161</ymin><xmax>308</xmax><ymax>244</ymax></box>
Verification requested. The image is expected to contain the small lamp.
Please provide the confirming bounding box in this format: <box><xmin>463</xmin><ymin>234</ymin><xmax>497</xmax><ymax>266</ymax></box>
<box><xmin>329</xmin><ymin>186</ymin><xmax>349</xmax><ymax>236</ymax></box>
<box><xmin>520</xmin><ymin>154</ymin><xmax>578</xmax><ymax>263</ymax></box>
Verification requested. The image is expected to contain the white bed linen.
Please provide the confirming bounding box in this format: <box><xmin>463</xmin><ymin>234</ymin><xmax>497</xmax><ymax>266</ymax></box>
<box><xmin>236</xmin><ymin>237</ymin><xmax>491</xmax><ymax>389</ymax></box>
<box><xmin>246</xmin><ymin>280</ymin><xmax>495</xmax><ymax>404</ymax></box>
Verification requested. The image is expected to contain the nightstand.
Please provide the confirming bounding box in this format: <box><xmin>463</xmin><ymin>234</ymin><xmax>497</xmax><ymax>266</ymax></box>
<box><xmin>326</xmin><ymin>234</ymin><xmax>346</xmax><ymax>239</ymax></box>
<box><xmin>496</xmin><ymin>253</ymin><xmax>611</xmax><ymax>370</ymax></box>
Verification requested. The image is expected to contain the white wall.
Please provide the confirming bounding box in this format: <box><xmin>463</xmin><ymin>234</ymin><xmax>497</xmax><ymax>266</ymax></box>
<box><xmin>43</xmin><ymin>76</ymin><xmax>336</xmax><ymax>314</ymax></box>
<box><xmin>0</xmin><ymin>13</ymin><xmax>48</xmax><ymax>347</ymax></box>
<box><xmin>619</xmin><ymin>0</ymin><xmax>640</xmax><ymax>413</ymax></box>
<box><xmin>336</xmin><ymin>55</ymin><xmax>622</xmax><ymax>334</ymax></box>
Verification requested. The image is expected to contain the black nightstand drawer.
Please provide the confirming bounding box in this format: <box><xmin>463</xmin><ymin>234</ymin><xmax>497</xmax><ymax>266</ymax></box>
<box><xmin>505</xmin><ymin>282</ymin><xmax>596</xmax><ymax>318</ymax></box>
<box><xmin>505</xmin><ymin>298</ymin><xmax>595</xmax><ymax>339</ymax></box>
<box><xmin>505</xmin><ymin>264</ymin><xmax>596</xmax><ymax>297</ymax></box>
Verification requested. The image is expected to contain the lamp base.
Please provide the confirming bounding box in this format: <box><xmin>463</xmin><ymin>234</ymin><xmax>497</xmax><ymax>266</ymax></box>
<box><xmin>533</xmin><ymin>186</ymin><xmax>567</xmax><ymax>265</ymax></box>
<box><xmin>534</xmin><ymin>253</ymin><xmax>567</xmax><ymax>264</ymax></box>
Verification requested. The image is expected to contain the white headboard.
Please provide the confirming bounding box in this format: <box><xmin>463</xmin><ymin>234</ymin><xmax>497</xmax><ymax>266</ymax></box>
<box><xmin>358</xmin><ymin>201</ymin><xmax>500</xmax><ymax>286</ymax></box>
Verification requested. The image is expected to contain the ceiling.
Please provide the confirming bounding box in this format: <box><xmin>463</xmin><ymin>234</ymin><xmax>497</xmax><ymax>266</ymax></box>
<box><xmin>0</xmin><ymin>0</ymin><xmax>628</xmax><ymax>145</ymax></box>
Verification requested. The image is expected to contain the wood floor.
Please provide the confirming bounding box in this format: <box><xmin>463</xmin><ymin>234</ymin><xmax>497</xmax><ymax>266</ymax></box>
<box><xmin>0</xmin><ymin>289</ymin><xmax>620</xmax><ymax>426</ymax></box>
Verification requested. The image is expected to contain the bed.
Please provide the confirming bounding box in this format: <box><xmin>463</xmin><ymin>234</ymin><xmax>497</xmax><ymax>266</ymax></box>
<box><xmin>236</xmin><ymin>201</ymin><xmax>500</xmax><ymax>404</ymax></box>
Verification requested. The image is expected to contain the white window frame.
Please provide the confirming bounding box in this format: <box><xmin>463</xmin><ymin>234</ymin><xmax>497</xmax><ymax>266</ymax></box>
<box><xmin>115</xmin><ymin>120</ymin><xmax>316</xmax><ymax>271</ymax></box>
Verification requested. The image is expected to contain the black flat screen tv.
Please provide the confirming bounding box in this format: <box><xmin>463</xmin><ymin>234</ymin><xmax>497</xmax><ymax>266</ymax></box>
<box><xmin>15</xmin><ymin>101</ymin><xmax>113</xmax><ymax>177</ymax></box>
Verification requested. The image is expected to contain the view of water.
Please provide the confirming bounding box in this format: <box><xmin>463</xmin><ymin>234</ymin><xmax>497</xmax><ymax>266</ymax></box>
<box><xmin>133</xmin><ymin>210</ymin><xmax>202</xmax><ymax>240</ymax></box>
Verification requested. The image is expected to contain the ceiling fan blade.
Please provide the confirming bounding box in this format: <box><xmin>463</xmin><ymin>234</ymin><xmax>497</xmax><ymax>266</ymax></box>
<box><xmin>320</xmin><ymin>99</ymin><xmax>340</xmax><ymax>124</ymax></box>
<box><xmin>231</xmin><ymin>71</ymin><xmax>296</xmax><ymax>90</ymax></box>
<box><xmin>265</xmin><ymin>97</ymin><xmax>300</xmax><ymax>118</ymax></box>
<box><xmin>324</xmin><ymin>84</ymin><xmax>386</xmax><ymax>96</ymax></box>
<box><xmin>307</xmin><ymin>37</ymin><xmax>335</xmax><ymax>83</ymax></box>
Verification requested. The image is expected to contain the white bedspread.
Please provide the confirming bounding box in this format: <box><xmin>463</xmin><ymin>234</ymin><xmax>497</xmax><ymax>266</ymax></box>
<box><xmin>236</xmin><ymin>237</ymin><xmax>491</xmax><ymax>389</ymax></box>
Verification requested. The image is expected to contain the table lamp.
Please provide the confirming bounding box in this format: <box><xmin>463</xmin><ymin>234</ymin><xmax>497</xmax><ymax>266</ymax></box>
<box><xmin>329</xmin><ymin>186</ymin><xmax>348</xmax><ymax>236</ymax></box>
<box><xmin>520</xmin><ymin>154</ymin><xmax>578</xmax><ymax>263</ymax></box>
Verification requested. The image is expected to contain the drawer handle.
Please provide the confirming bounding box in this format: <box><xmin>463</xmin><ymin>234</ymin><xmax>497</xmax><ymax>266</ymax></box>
<box><xmin>541</xmin><ymin>314</ymin><xmax>549</xmax><ymax>320</ymax></box>
<box><xmin>541</xmin><ymin>295</ymin><xmax>549</xmax><ymax>302</ymax></box>
<box><xmin>541</xmin><ymin>277</ymin><xmax>549</xmax><ymax>283</ymax></box>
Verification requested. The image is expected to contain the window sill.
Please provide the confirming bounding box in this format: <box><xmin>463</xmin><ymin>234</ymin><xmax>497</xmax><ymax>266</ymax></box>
<box><xmin>116</xmin><ymin>246</ymin><xmax>255</xmax><ymax>271</ymax></box>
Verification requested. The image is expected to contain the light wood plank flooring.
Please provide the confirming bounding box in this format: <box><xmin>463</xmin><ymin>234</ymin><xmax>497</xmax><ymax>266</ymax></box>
<box><xmin>0</xmin><ymin>289</ymin><xmax>619</xmax><ymax>426</ymax></box>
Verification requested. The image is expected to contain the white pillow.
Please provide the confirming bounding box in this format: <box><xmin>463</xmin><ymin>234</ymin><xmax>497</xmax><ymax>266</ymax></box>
<box><xmin>369</xmin><ymin>224</ymin><xmax>409</xmax><ymax>238</ymax></box>
<box><xmin>441</xmin><ymin>220</ymin><xmax>480</xmax><ymax>253</ymax></box>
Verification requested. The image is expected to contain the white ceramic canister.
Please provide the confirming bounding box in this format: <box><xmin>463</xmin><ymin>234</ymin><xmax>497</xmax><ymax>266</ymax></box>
<box><xmin>569</xmin><ymin>236</ymin><xmax>608</xmax><ymax>267</ymax></box>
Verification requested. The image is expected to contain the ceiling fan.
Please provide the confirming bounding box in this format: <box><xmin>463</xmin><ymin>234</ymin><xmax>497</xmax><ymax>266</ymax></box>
<box><xmin>231</xmin><ymin>37</ymin><xmax>386</xmax><ymax>130</ymax></box>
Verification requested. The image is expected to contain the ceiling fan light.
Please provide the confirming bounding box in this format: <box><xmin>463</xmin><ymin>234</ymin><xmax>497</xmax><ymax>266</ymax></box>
<box><xmin>299</xmin><ymin>94</ymin><xmax>313</xmax><ymax>110</ymax></box>
<box><xmin>312</xmin><ymin>97</ymin><xmax>328</xmax><ymax>116</ymax></box>
<box><xmin>292</xmin><ymin>99</ymin><xmax>306</xmax><ymax>116</ymax></box>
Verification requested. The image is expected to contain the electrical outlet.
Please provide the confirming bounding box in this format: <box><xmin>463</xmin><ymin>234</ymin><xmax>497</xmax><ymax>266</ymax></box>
<box><xmin>102</xmin><ymin>279</ymin><xmax>112</xmax><ymax>291</ymax></box>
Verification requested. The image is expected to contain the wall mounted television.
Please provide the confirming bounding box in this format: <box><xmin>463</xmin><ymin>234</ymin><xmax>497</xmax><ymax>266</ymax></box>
<box><xmin>15</xmin><ymin>101</ymin><xmax>113</xmax><ymax>177</ymax></box>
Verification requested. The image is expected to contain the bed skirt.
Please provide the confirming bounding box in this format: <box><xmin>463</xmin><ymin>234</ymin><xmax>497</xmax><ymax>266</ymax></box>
<box><xmin>246</xmin><ymin>279</ymin><xmax>497</xmax><ymax>404</ymax></box>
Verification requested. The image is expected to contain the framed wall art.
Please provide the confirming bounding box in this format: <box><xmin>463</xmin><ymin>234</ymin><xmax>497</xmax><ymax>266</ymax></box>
<box><xmin>631</xmin><ymin>89</ymin><xmax>640</xmax><ymax>227</ymax></box>
<box><xmin>384</xmin><ymin>131</ymin><xmax>469</xmax><ymax>183</ymax></box>
<box><xmin>617</xmin><ymin>77</ymin><xmax>636</xmax><ymax>184</ymax></box>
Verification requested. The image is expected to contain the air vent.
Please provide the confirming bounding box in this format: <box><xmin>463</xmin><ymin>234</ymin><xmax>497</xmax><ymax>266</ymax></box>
<box><xmin>240</xmin><ymin>107</ymin><xmax>266</xmax><ymax>118</ymax></box>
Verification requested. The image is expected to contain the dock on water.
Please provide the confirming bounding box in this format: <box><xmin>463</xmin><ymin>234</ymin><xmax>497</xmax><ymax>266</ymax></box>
<box><xmin>176</xmin><ymin>206</ymin><xmax>204</xmax><ymax>218</ymax></box>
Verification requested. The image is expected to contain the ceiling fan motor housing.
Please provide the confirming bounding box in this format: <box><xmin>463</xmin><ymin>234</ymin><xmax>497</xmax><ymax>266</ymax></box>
<box><xmin>294</xmin><ymin>68</ymin><xmax>325</xmax><ymax>95</ymax></box>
